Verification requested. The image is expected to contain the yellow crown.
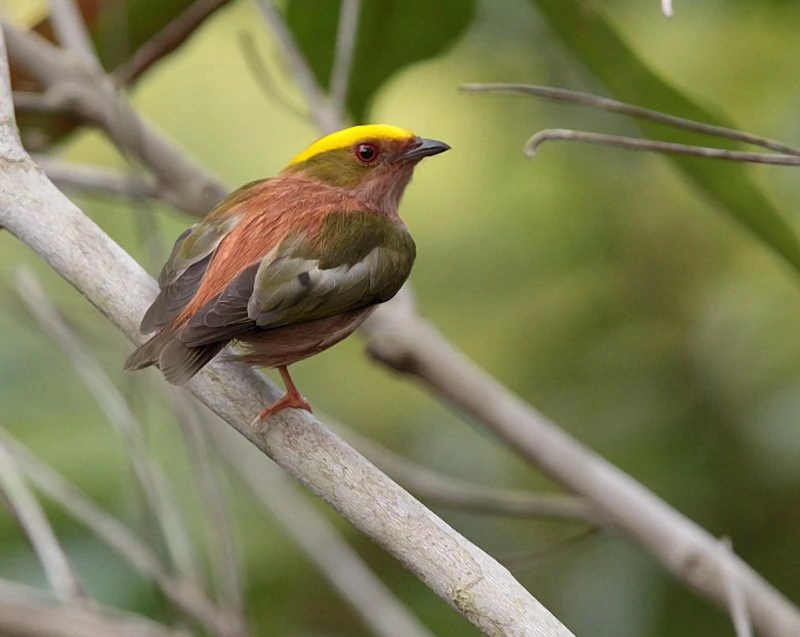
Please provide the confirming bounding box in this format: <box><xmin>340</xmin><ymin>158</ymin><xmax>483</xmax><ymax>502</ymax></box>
<box><xmin>288</xmin><ymin>124</ymin><xmax>415</xmax><ymax>166</ymax></box>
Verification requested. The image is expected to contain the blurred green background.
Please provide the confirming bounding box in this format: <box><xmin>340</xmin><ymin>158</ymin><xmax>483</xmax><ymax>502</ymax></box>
<box><xmin>2</xmin><ymin>0</ymin><xmax>800</xmax><ymax>635</ymax></box>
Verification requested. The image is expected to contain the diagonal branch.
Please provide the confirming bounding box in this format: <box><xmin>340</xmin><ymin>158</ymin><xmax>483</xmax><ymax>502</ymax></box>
<box><xmin>330</xmin><ymin>0</ymin><xmax>360</xmax><ymax>118</ymax></box>
<box><xmin>0</xmin><ymin>441</ymin><xmax>84</xmax><ymax>602</ymax></box>
<box><xmin>0</xmin><ymin>429</ymin><xmax>242</xmax><ymax>637</ymax></box>
<box><xmin>0</xmin><ymin>579</ymin><xmax>190</xmax><ymax>637</ymax></box>
<box><xmin>12</xmin><ymin>267</ymin><xmax>205</xmax><ymax>588</ymax></box>
<box><xmin>206</xmin><ymin>416</ymin><xmax>435</xmax><ymax>637</ymax></box>
<box><xmin>3</xmin><ymin>22</ymin><xmax>227</xmax><ymax>217</ymax></box>
<box><xmin>0</xmin><ymin>29</ymin><xmax>571</xmax><ymax>637</ymax></box>
<box><xmin>5</xmin><ymin>11</ymin><xmax>800</xmax><ymax>637</ymax></box>
<box><xmin>333</xmin><ymin>420</ymin><xmax>598</xmax><ymax>523</ymax></box>
<box><xmin>166</xmin><ymin>389</ymin><xmax>244</xmax><ymax>623</ymax></box>
<box><xmin>252</xmin><ymin>0</ymin><xmax>339</xmax><ymax>133</ymax></box>
<box><xmin>47</xmin><ymin>0</ymin><xmax>103</xmax><ymax>74</ymax></box>
<box><xmin>361</xmin><ymin>291</ymin><xmax>800</xmax><ymax>636</ymax></box>
<box><xmin>115</xmin><ymin>0</ymin><xmax>236</xmax><ymax>85</ymax></box>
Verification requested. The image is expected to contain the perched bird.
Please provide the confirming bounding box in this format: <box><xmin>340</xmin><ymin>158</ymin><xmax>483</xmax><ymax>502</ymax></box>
<box><xmin>125</xmin><ymin>124</ymin><xmax>449</xmax><ymax>423</ymax></box>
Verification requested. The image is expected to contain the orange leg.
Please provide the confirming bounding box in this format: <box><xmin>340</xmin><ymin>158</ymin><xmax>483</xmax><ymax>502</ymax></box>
<box><xmin>251</xmin><ymin>366</ymin><xmax>312</xmax><ymax>427</ymax></box>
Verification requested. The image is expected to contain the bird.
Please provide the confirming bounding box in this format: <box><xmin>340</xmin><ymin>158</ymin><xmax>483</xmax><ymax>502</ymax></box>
<box><xmin>124</xmin><ymin>124</ymin><xmax>449</xmax><ymax>424</ymax></box>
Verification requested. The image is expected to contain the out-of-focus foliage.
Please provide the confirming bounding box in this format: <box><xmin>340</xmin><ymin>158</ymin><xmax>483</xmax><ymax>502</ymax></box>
<box><xmin>11</xmin><ymin>0</ymin><xmax>232</xmax><ymax>148</ymax></box>
<box><xmin>286</xmin><ymin>0</ymin><xmax>475</xmax><ymax>122</ymax></box>
<box><xmin>2</xmin><ymin>0</ymin><xmax>800</xmax><ymax>636</ymax></box>
<box><xmin>531</xmin><ymin>0</ymin><xmax>800</xmax><ymax>275</ymax></box>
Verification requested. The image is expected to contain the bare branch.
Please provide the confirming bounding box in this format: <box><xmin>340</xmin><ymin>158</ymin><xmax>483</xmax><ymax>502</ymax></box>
<box><xmin>47</xmin><ymin>0</ymin><xmax>103</xmax><ymax>73</ymax></box>
<box><xmin>361</xmin><ymin>290</ymin><xmax>800</xmax><ymax>636</ymax></box>
<box><xmin>12</xmin><ymin>91</ymin><xmax>73</xmax><ymax>115</ymax></box>
<box><xmin>0</xmin><ymin>579</ymin><xmax>190</xmax><ymax>637</ymax></box>
<box><xmin>34</xmin><ymin>157</ymin><xmax>159</xmax><ymax>199</ymax></box>
<box><xmin>206</xmin><ymin>417</ymin><xmax>435</xmax><ymax>637</ymax></box>
<box><xmin>719</xmin><ymin>537</ymin><xmax>754</xmax><ymax>637</ymax></box>
<box><xmin>5</xmin><ymin>14</ymin><xmax>799</xmax><ymax>637</ymax></box>
<box><xmin>0</xmin><ymin>35</ymin><xmax>571</xmax><ymax>635</ymax></box>
<box><xmin>0</xmin><ymin>441</ymin><xmax>84</xmax><ymax>602</ymax></box>
<box><xmin>524</xmin><ymin>128</ymin><xmax>800</xmax><ymax>166</ymax></box>
<box><xmin>116</xmin><ymin>0</ymin><xmax>236</xmax><ymax>85</ymax></box>
<box><xmin>12</xmin><ymin>267</ymin><xmax>204</xmax><ymax>587</ymax></box>
<box><xmin>2</xmin><ymin>22</ymin><xmax>228</xmax><ymax>217</ymax></box>
<box><xmin>236</xmin><ymin>31</ymin><xmax>309</xmax><ymax>123</ymax></box>
<box><xmin>252</xmin><ymin>0</ymin><xmax>339</xmax><ymax>134</ymax></box>
<box><xmin>166</xmin><ymin>390</ymin><xmax>244</xmax><ymax>623</ymax></box>
<box><xmin>500</xmin><ymin>528</ymin><xmax>601</xmax><ymax>572</ymax></box>
<box><xmin>0</xmin><ymin>429</ymin><xmax>241</xmax><ymax>637</ymax></box>
<box><xmin>335</xmin><ymin>421</ymin><xmax>599</xmax><ymax>523</ymax></box>
<box><xmin>330</xmin><ymin>0</ymin><xmax>360</xmax><ymax>118</ymax></box>
<box><xmin>460</xmin><ymin>83</ymin><xmax>800</xmax><ymax>156</ymax></box>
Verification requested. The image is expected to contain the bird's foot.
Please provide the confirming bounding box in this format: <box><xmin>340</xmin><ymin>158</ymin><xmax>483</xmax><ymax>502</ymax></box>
<box><xmin>250</xmin><ymin>391</ymin><xmax>312</xmax><ymax>428</ymax></box>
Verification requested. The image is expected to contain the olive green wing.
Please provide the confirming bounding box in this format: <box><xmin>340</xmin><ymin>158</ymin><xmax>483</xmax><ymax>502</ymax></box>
<box><xmin>137</xmin><ymin>184</ymin><xmax>263</xmax><ymax>333</ymax></box>
<box><xmin>180</xmin><ymin>213</ymin><xmax>416</xmax><ymax>346</ymax></box>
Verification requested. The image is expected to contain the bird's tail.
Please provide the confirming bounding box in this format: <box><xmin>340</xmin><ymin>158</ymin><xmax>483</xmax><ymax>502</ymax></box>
<box><xmin>124</xmin><ymin>328</ymin><xmax>224</xmax><ymax>385</ymax></box>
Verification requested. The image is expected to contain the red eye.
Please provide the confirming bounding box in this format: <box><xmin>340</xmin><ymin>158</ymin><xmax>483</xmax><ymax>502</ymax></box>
<box><xmin>355</xmin><ymin>143</ymin><xmax>378</xmax><ymax>163</ymax></box>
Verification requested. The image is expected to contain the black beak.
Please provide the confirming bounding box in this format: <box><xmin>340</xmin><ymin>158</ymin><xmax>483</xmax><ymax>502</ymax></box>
<box><xmin>399</xmin><ymin>137</ymin><xmax>450</xmax><ymax>162</ymax></box>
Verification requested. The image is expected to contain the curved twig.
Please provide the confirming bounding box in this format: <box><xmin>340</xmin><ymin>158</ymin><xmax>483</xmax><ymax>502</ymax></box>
<box><xmin>460</xmin><ymin>83</ymin><xmax>800</xmax><ymax>156</ymax></box>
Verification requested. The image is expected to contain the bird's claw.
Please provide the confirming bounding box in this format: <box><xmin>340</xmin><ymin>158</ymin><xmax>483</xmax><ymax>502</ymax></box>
<box><xmin>250</xmin><ymin>392</ymin><xmax>313</xmax><ymax>429</ymax></box>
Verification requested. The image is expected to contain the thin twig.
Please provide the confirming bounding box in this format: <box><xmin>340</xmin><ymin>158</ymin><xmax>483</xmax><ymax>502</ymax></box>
<box><xmin>0</xmin><ymin>579</ymin><xmax>190</xmax><ymax>637</ymax></box>
<box><xmin>252</xmin><ymin>0</ymin><xmax>339</xmax><ymax>133</ymax></box>
<box><xmin>12</xmin><ymin>267</ymin><xmax>204</xmax><ymax>587</ymax></box>
<box><xmin>719</xmin><ymin>537</ymin><xmax>754</xmax><ymax>637</ymax></box>
<box><xmin>47</xmin><ymin>0</ymin><xmax>103</xmax><ymax>73</ymax></box>
<box><xmin>34</xmin><ymin>156</ymin><xmax>159</xmax><ymax>199</ymax></box>
<box><xmin>330</xmin><ymin>0</ymin><xmax>360</xmax><ymax>118</ymax></box>
<box><xmin>166</xmin><ymin>389</ymin><xmax>245</xmax><ymax>625</ymax></box>
<box><xmin>115</xmin><ymin>0</ymin><xmax>236</xmax><ymax>85</ymax></box>
<box><xmin>460</xmin><ymin>83</ymin><xmax>800</xmax><ymax>156</ymax></box>
<box><xmin>0</xmin><ymin>440</ymin><xmax>84</xmax><ymax>602</ymax></box>
<box><xmin>500</xmin><ymin>527</ymin><xmax>601</xmax><ymax>572</ymax></box>
<box><xmin>236</xmin><ymin>31</ymin><xmax>309</xmax><ymax>123</ymax></box>
<box><xmin>335</xmin><ymin>421</ymin><xmax>599</xmax><ymax>523</ymax></box>
<box><xmin>205</xmin><ymin>417</ymin><xmax>435</xmax><ymax>637</ymax></box>
<box><xmin>0</xmin><ymin>428</ymin><xmax>240</xmax><ymax>637</ymax></box>
<box><xmin>525</xmin><ymin>128</ymin><xmax>800</xmax><ymax>166</ymax></box>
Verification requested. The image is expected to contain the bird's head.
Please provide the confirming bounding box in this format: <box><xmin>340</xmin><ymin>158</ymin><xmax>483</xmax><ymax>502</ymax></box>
<box><xmin>283</xmin><ymin>124</ymin><xmax>449</xmax><ymax>214</ymax></box>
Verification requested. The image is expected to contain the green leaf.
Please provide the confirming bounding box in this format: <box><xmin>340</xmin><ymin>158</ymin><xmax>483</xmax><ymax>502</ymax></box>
<box><xmin>286</xmin><ymin>0</ymin><xmax>475</xmax><ymax>122</ymax></box>
<box><xmin>529</xmin><ymin>0</ymin><xmax>800</xmax><ymax>274</ymax></box>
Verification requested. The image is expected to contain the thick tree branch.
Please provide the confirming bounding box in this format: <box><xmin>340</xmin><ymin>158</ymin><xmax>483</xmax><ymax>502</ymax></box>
<box><xmin>5</xmin><ymin>9</ymin><xmax>799</xmax><ymax>637</ymax></box>
<box><xmin>361</xmin><ymin>292</ymin><xmax>800</xmax><ymax>636</ymax></box>
<box><xmin>0</xmin><ymin>32</ymin><xmax>571</xmax><ymax>637</ymax></box>
<box><xmin>206</xmin><ymin>419</ymin><xmax>435</xmax><ymax>637</ymax></box>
